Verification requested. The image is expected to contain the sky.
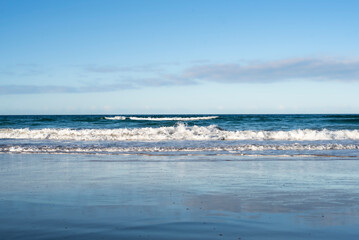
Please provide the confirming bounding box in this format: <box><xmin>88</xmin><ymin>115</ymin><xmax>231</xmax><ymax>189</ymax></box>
<box><xmin>1</xmin><ymin>0</ymin><xmax>359</xmax><ymax>114</ymax></box>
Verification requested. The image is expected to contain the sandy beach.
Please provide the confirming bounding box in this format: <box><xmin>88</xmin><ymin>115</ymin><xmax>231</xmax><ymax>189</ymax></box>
<box><xmin>1</xmin><ymin>154</ymin><xmax>359</xmax><ymax>239</ymax></box>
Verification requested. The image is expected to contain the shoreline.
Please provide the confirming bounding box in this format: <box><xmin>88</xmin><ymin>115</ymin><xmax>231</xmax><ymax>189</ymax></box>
<box><xmin>1</xmin><ymin>154</ymin><xmax>359</xmax><ymax>239</ymax></box>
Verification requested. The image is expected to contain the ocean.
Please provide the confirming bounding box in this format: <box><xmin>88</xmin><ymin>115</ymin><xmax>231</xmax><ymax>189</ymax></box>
<box><xmin>1</xmin><ymin>114</ymin><xmax>359</xmax><ymax>158</ymax></box>
<box><xmin>1</xmin><ymin>114</ymin><xmax>359</xmax><ymax>239</ymax></box>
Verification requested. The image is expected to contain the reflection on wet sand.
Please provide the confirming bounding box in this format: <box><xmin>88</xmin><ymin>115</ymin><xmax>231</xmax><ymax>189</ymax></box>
<box><xmin>1</xmin><ymin>154</ymin><xmax>359</xmax><ymax>239</ymax></box>
<box><xmin>185</xmin><ymin>190</ymin><xmax>359</xmax><ymax>227</ymax></box>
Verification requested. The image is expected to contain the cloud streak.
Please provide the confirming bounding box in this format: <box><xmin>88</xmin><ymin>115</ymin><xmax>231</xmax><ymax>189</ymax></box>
<box><xmin>0</xmin><ymin>83</ymin><xmax>136</xmax><ymax>95</ymax></box>
<box><xmin>81</xmin><ymin>62</ymin><xmax>181</xmax><ymax>73</ymax></box>
<box><xmin>181</xmin><ymin>58</ymin><xmax>359</xmax><ymax>83</ymax></box>
<box><xmin>83</xmin><ymin>65</ymin><xmax>160</xmax><ymax>73</ymax></box>
<box><xmin>1</xmin><ymin>57</ymin><xmax>358</xmax><ymax>95</ymax></box>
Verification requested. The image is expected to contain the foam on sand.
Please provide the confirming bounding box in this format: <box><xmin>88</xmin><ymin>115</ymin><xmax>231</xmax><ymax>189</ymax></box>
<box><xmin>1</xmin><ymin>143</ymin><xmax>358</xmax><ymax>154</ymax></box>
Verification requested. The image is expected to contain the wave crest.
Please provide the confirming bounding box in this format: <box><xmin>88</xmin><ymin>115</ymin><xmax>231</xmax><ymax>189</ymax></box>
<box><xmin>104</xmin><ymin>116</ymin><xmax>219</xmax><ymax>121</ymax></box>
<box><xmin>104</xmin><ymin>116</ymin><xmax>126</xmax><ymax>120</ymax></box>
<box><xmin>1</xmin><ymin>124</ymin><xmax>359</xmax><ymax>141</ymax></box>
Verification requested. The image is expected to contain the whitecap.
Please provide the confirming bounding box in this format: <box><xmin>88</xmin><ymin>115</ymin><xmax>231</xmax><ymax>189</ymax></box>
<box><xmin>128</xmin><ymin>116</ymin><xmax>218</xmax><ymax>121</ymax></box>
<box><xmin>1</xmin><ymin>124</ymin><xmax>359</xmax><ymax>141</ymax></box>
<box><xmin>104</xmin><ymin>116</ymin><xmax>126</xmax><ymax>120</ymax></box>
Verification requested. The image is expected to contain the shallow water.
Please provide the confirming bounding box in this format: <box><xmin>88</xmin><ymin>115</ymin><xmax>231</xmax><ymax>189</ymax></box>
<box><xmin>1</xmin><ymin>154</ymin><xmax>359</xmax><ymax>239</ymax></box>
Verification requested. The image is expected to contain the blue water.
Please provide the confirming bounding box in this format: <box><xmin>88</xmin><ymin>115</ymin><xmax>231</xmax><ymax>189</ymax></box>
<box><xmin>1</xmin><ymin>114</ymin><xmax>359</xmax><ymax>157</ymax></box>
<box><xmin>1</xmin><ymin>114</ymin><xmax>359</xmax><ymax>130</ymax></box>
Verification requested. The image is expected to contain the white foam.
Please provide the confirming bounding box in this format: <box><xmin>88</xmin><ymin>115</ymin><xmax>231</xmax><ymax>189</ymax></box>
<box><xmin>1</xmin><ymin>143</ymin><xmax>358</xmax><ymax>154</ymax></box>
<box><xmin>104</xmin><ymin>116</ymin><xmax>126</xmax><ymax>120</ymax></box>
<box><xmin>104</xmin><ymin>116</ymin><xmax>218</xmax><ymax>121</ymax></box>
<box><xmin>1</xmin><ymin>124</ymin><xmax>359</xmax><ymax>141</ymax></box>
<box><xmin>129</xmin><ymin>116</ymin><xmax>218</xmax><ymax>121</ymax></box>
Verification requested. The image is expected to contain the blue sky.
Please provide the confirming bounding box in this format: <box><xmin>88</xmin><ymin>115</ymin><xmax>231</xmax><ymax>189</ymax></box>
<box><xmin>1</xmin><ymin>0</ymin><xmax>359</xmax><ymax>114</ymax></box>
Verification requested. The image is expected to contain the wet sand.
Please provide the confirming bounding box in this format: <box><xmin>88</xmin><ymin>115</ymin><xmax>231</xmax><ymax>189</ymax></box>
<box><xmin>1</xmin><ymin>154</ymin><xmax>359</xmax><ymax>239</ymax></box>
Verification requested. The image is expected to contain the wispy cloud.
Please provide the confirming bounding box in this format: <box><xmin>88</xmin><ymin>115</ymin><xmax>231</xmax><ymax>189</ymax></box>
<box><xmin>0</xmin><ymin>85</ymin><xmax>78</xmax><ymax>94</ymax></box>
<box><xmin>1</xmin><ymin>57</ymin><xmax>358</xmax><ymax>95</ymax></box>
<box><xmin>0</xmin><ymin>83</ymin><xmax>136</xmax><ymax>95</ymax></box>
<box><xmin>81</xmin><ymin>62</ymin><xmax>181</xmax><ymax>73</ymax></box>
<box><xmin>0</xmin><ymin>63</ymin><xmax>44</xmax><ymax>77</ymax></box>
<box><xmin>181</xmin><ymin>58</ymin><xmax>359</xmax><ymax>83</ymax></box>
<box><xmin>83</xmin><ymin>65</ymin><xmax>160</xmax><ymax>73</ymax></box>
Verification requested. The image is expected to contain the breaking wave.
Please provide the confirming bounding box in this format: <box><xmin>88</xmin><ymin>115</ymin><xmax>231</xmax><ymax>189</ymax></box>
<box><xmin>1</xmin><ymin>124</ymin><xmax>359</xmax><ymax>141</ymax></box>
<box><xmin>104</xmin><ymin>116</ymin><xmax>219</xmax><ymax>121</ymax></box>
<box><xmin>104</xmin><ymin>116</ymin><xmax>126</xmax><ymax>120</ymax></box>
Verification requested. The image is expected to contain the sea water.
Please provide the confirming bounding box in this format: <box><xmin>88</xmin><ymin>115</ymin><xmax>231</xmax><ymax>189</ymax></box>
<box><xmin>0</xmin><ymin>114</ymin><xmax>359</xmax><ymax>158</ymax></box>
<box><xmin>1</xmin><ymin>114</ymin><xmax>359</xmax><ymax>239</ymax></box>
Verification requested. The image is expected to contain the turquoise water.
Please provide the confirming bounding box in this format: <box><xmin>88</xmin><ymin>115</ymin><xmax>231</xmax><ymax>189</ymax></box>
<box><xmin>1</xmin><ymin>114</ymin><xmax>359</xmax><ymax>130</ymax></box>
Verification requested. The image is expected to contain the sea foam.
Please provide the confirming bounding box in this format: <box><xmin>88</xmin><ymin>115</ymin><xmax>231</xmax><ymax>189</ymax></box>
<box><xmin>1</xmin><ymin>124</ymin><xmax>359</xmax><ymax>141</ymax></box>
<box><xmin>1</xmin><ymin>143</ymin><xmax>358</xmax><ymax>154</ymax></box>
<box><xmin>104</xmin><ymin>116</ymin><xmax>126</xmax><ymax>120</ymax></box>
<box><xmin>104</xmin><ymin>116</ymin><xmax>219</xmax><ymax>121</ymax></box>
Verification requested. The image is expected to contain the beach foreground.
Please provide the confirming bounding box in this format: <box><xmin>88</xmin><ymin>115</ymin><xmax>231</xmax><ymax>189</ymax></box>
<box><xmin>1</xmin><ymin>154</ymin><xmax>359</xmax><ymax>240</ymax></box>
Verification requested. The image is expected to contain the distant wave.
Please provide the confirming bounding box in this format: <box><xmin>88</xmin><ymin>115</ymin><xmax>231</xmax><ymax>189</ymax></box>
<box><xmin>1</xmin><ymin>143</ymin><xmax>358</xmax><ymax>154</ymax></box>
<box><xmin>129</xmin><ymin>116</ymin><xmax>219</xmax><ymax>121</ymax></box>
<box><xmin>104</xmin><ymin>116</ymin><xmax>219</xmax><ymax>121</ymax></box>
<box><xmin>1</xmin><ymin>124</ymin><xmax>359</xmax><ymax>141</ymax></box>
<box><xmin>104</xmin><ymin>116</ymin><xmax>126</xmax><ymax>120</ymax></box>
